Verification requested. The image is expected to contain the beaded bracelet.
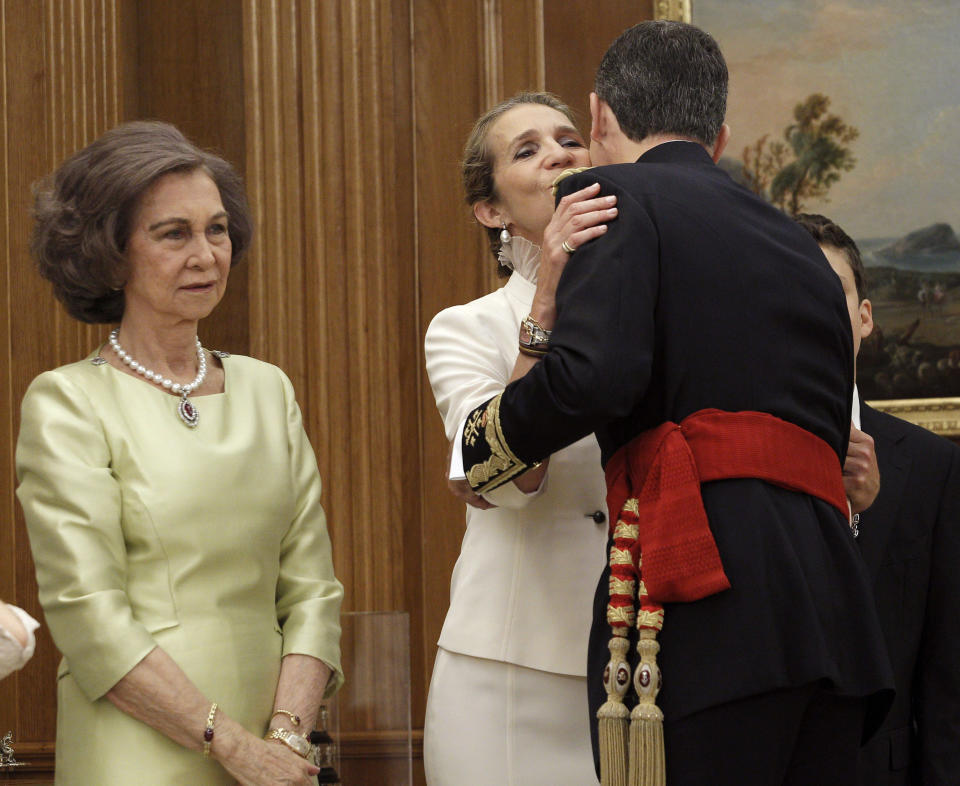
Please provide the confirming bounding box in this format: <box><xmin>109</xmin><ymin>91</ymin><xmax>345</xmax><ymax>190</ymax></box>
<box><xmin>202</xmin><ymin>702</ymin><xmax>218</xmax><ymax>757</ymax></box>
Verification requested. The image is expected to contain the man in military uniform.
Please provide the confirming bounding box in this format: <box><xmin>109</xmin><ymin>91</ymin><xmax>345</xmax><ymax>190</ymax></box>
<box><xmin>451</xmin><ymin>21</ymin><xmax>893</xmax><ymax>785</ymax></box>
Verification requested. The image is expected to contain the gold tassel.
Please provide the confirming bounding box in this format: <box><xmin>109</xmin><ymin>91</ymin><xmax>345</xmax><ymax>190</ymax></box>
<box><xmin>628</xmin><ymin>628</ymin><xmax>665</xmax><ymax>786</ymax></box>
<box><xmin>597</xmin><ymin>634</ymin><xmax>631</xmax><ymax>786</ymax></box>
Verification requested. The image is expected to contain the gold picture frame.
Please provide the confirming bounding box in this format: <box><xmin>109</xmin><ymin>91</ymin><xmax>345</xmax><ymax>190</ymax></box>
<box><xmin>866</xmin><ymin>399</ymin><xmax>960</xmax><ymax>437</ymax></box>
<box><xmin>669</xmin><ymin>1</ymin><xmax>960</xmax><ymax>437</ymax></box>
<box><xmin>653</xmin><ymin>0</ymin><xmax>691</xmax><ymax>23</ymax></box>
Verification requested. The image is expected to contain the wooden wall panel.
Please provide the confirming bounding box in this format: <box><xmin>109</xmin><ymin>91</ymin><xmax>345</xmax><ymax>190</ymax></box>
<box><xmin>1</xmin><ymin>0</ymin><xmax>124</xmax><ymax>758</ymax></box>
<box><xmin>543</xmin><ymin>0</ymin><xmax>653</xmax><ymax>123</ymax></box>
<box><xmin>411</xmin><ymin>2</ymin><xmax>544</xmax><ymax>740</ymax></box>
<box><xmin>483</xmin><ymin>0</ymin><xmax>544</xmax><ymax>105</ymax></box>
<box><xmin>129</xmin><ymin>0</ymin><xmax>249</xmax><ymax>358</ymax></box>
<box><xmin>240</xmin><ymin>0</ymin><xmax>417</xmax><ymax>615</ymax></box>
<box><xmin>412</xmin><ymin>0</ymin><xmax>488</xmax><ymax>740</ymax></box>
<box><xmin>242</xmin><ymin>0</ymin><xmax>421</xmax><ymax>777</ymax></box>
<box><xmin>0</xmin><ymin>2</ymin><xmax>660</xmax><ymax>782</ymax></box>
<box><xmin>0</xmin><ymin>0</ymin><xmax>21</xmax><ymax>751</ymax></box>
<box><xmin>242</xmin><ymin>0</ymin><xmax>307</xmax><ymax>384</ymax></box>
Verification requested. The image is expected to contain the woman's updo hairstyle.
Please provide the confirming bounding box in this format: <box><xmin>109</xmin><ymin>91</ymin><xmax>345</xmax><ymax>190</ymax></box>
<box><xmin>31</xmin><ymin>120</ymin><xmax>253</xmax><ymax>324</ymax></box>
<box><xmin>461</xmin><ymin>91</ymin><xmax>577</xmax><ymax>277</ymax></box>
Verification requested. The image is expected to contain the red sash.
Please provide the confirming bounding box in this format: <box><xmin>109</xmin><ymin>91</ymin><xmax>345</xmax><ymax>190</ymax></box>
<box><xmin>604</xmin><ymin>409</ymin><xmax>848</xmax><ymax>604</ymax></box>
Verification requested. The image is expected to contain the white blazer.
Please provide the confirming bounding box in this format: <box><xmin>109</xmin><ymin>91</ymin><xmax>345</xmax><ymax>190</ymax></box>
<box><xmin>425</xmin><ymin>271</ymin><xmax>608</xmax><ymax>677</ymax></box>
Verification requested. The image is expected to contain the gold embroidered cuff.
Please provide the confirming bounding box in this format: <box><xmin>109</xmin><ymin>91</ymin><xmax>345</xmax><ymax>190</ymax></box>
<box><xmin>551</xmin><ymin>166</ymin><xmax>594</xmax><ymax>198</ymax></box>
<box><xmin>462</xmin><ymin>393</ymin><xmax>530</xmax><ymax>495</ymax></box>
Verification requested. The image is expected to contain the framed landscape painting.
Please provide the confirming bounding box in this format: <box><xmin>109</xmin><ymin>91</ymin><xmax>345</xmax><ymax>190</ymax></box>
<box><xmin>661</xmin><ymin>1</ymin><xmax>960</xmax><ymax>434</ymax></box>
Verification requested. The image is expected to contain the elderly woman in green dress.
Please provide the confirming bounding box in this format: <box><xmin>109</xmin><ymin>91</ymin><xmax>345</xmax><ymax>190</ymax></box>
<box><xmin>17</xmin><ymin>121</ymin><xmax>342</xmax><ymax>785</ymax></box>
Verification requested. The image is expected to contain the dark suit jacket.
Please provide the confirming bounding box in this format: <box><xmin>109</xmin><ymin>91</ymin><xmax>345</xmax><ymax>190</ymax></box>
<box><xmin>461</xmin><ymin>142</ymin><xmax>893</xmax><ymax>732</ymax></box>
<box><xmin>858</xmin><ymin>403</ymin><xmax>960</xmax><ymax>785</ymax></box>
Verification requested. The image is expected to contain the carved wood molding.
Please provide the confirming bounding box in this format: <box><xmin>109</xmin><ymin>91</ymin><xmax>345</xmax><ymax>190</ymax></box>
<box><xmin>869</xmin><ymin>397</ymin><xmax>960</xmax><ymax>436</ymax></box>
<box><xmin>477</xmin><ymin>0</ymin><xmax>544</xmax><ymax>292</ymax></box>
<box><xmin>339</xmin><ymin>728</ymin><xmax>424</xmax><ymax>760</ymax></box>
<box><xmin>0</xmin><ymin>740</ymin><xmax>54</xmax><ymax>772</ymax></box>
<box><xmin>42</xmin><ymin>0</ymin><xmax>122</xmax><ymax>364</ymax></box>
<box><xmin>241</xmin><ymin>0</ymin><xmax>417</xmax><ymax>615</ymax></box>
<box><xmin>241</xmin><ymin>0</ymin><xmax>307</xmax><ymax>381</ymax></box>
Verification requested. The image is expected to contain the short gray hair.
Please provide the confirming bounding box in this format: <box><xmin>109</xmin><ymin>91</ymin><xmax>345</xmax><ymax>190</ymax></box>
<box><xmin>32</xmin><ymin>121</ymin><xmax>252</xmax><ymax>323</ymax></box>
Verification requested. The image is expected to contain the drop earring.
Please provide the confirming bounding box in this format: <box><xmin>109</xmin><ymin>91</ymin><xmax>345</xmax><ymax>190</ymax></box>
<box><xmin>500</xmin><ymin>221</ymin><xmax>512</xmax><ymax>245</ymax></box>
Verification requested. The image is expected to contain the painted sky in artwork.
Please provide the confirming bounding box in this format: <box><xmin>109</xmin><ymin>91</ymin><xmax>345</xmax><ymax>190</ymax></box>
<box><xmin>694</xmin><ymin>0</ymin><xmax>959</xmax><ymax>240</ymax></box>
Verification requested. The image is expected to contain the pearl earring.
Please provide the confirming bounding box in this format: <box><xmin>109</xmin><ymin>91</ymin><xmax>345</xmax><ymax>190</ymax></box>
<box><xmin>500</xmin><ymin>221</ymin><xmax>512</xmax><ymax>245</ymax></box>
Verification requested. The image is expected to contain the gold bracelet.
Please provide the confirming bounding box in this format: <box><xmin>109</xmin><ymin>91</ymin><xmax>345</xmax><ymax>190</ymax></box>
<box><xmin>271</xmin><ymin>708</ymin><xmax>301</xmax><ymax>727</ymax></box>
<box><xmin>202</xmin><ymin>701</ymin><xmax>218</xmax><ymax>757</ymax></box>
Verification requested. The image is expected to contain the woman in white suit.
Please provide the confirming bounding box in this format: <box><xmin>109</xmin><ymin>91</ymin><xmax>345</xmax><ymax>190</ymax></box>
<box><xmin>423</xmin><ymin>92</ymin><xmax>619</xmax><ymax>785</ymax></box>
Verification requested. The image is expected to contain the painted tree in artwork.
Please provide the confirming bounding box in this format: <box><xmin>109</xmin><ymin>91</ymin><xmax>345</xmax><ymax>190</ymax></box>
<box><xmin>741</xmin><ymin>93</ymin><xmax>859</xmax><ymax>214</ymax></box>
<box><xmin>741</xmin><ymin>134</ymin><xmax>790</xmax><ymax>199</ymax></box>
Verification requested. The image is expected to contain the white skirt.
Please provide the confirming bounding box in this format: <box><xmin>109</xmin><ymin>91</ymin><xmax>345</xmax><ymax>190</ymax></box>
<box><xmin>423</xmin><ymin>648</ymin><xmax>599</xmax><ymax>786</ymax></box>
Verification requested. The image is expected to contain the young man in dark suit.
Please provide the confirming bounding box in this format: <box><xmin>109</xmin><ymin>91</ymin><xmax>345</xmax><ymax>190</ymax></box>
<box><xmin>798</xmin><ymin>213</ymin><xmax>960</xmax><ymax>786</ymax></box>
<box><xmin>450</xmin><ymin>21</ymin><xmax>894</xmax><ymax>785</ymax></box>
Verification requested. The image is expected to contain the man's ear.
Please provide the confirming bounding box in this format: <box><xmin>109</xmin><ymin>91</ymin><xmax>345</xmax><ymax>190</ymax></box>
<box><xmin>589</xmin><ymin>92</ymin><xmax>606</xmax><ymax>144</ymax></box>
<box><xmin>859</xmin><ymin>298</ymin><xmax>874</xmax><ymax>340</ymax></box>
<box><xmin>711</xmin><ymin>123</ymin><xmax>731</xmax><ymax>162</ymax></box>
<box><xmin>473</xmin><ymin>199</ymin><xmax>504</xmax><ymax>230</ymax></box>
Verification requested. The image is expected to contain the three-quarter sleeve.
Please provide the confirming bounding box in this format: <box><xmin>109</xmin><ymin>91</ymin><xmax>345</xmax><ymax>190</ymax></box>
<box><xmin>15</xmin><ymin>371</ymin><xmax>158</xmax><ymax>700</ymax></box>
<box><xmin>425</xmin><ymin>302</ymin><xmax>545</xmax><ymax>509</ymax></box>
<box><xmin>274</xmin><ymin>371</ymin><xmax>345</xmax><ymax>697</ymax></box>
<box><xmin>425</xmin><ymin>306</ymin><xmax>511</xmax><ymax>439</ymax></box>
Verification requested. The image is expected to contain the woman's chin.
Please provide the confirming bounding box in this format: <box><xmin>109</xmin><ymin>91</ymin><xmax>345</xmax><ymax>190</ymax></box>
<box><xmin>124</xmin><ymin>301</ymin><xmax>223</xmax><ymax>328</ymax></box>
<box><xmin>179</xmin><ymin>290</ymin><xmax>226</xmax><ymax>322</ymax></box>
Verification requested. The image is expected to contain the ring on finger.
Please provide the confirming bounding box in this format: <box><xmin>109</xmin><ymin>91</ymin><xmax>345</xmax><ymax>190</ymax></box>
<box><xmin>561</xmin><ymin>239</ymin><xmax>575</xmax><ymax>254</ymax></box>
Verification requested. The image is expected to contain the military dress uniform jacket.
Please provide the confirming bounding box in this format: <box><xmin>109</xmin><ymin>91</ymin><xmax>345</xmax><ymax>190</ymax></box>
<box><xmin>857</xmin><ymin>403</ymin><xmax>960</xmax><ymax>786</ymax></box>
<box><xmin>460</xmin><ymin>141</ymin><xmax>894</xmax><ymax>732</ymax></box>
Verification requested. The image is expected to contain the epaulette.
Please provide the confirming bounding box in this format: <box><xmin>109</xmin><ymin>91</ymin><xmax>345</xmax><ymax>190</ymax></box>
<box><xmin>551</xmin><ymin>166</ymin><xmax>594</xmax><ymax>198</ymax></box>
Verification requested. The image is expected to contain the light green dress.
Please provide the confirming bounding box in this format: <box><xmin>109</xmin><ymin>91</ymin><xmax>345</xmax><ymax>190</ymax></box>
<box><xmin>16</xmin><ymin>352</ymin><xmax>344</xmax><ymax>785</ymax></box>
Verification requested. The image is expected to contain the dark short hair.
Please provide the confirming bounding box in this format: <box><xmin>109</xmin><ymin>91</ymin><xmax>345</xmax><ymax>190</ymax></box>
<box><xmin>31</xmin><ymin>121</ymin><xmax>253</xmax><ymax>324</ymax></box>
<box><xmin>461</xmin><ymin>91</ymin><xmax>577</xmax><ymax>277</ymax></box>
<box><xmin>795</xmin><ymin>213</ymin><xmax>867</xmax><ymax>301</ymax></box>
<box><xmin>595</xmin><ymin>20</ymin><xmax>727</xmax><ymax>147</ymax></box>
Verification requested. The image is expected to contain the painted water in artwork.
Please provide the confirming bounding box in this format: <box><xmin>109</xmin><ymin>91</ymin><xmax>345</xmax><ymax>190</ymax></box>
<box><xmin>695</xmin><ymin>1</ymin><xmax>960</xmax><ymax>401</ymax></box>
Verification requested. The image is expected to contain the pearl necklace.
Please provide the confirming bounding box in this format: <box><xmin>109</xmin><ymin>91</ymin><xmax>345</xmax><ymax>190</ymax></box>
<box><xmin>107</xmin><ymin>328</ymin><xmax>207</xmax><ymax>428</ymax></box>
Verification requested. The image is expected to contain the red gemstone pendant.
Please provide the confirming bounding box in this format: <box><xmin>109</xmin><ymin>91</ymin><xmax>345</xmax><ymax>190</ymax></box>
<box><xmin>178</xmin><ymin>396</ymin><xmax>200</xmax><ymax>428</ymax></box>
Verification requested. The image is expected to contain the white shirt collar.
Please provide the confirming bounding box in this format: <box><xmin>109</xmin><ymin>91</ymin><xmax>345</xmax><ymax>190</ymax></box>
<box><xmin>851</xmin><ymin>384</ymin><xmax>861</xmax><ymax>430</ymax></box>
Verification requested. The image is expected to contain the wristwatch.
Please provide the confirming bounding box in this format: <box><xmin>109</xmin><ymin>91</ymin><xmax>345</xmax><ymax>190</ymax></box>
<box><xmin>265</xmin><ymin>728</ymin><xmax>314</xmax><ymax>760</ymax></box>
<box><xmin>518</xmin><ymin>315</ymin><xmax>552</xmax><ymax>356</ymax></box>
